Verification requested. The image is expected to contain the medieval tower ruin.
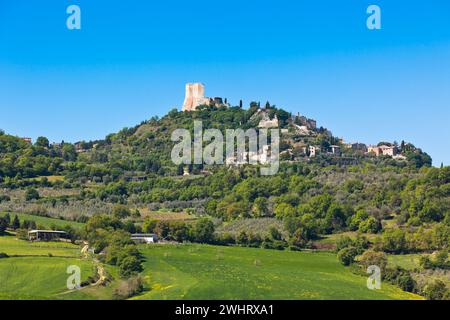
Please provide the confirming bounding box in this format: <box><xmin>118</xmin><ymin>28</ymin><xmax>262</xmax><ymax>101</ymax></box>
<box><xmin>182</xmin><ymin>83</ymin><xmax>210</xmax><ymax>112</ymax></box>
<box><xmin>182</xmin><ymin>83</ymin><xmax>229</xmax><ymax>111</ymax></box>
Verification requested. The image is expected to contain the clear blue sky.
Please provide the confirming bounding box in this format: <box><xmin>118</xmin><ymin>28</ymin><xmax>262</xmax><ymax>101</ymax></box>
<box><xmin>1</xmin><ymin>0</ymin><xmax>449</xmax><ymax>165</ymax></box>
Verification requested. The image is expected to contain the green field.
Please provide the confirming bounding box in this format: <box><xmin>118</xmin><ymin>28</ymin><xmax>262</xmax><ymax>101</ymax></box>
<box><xmin>0</xmin><ymin>236</ymin><xmax>94</xmax><ymax>300</ymax></box>
<box><xmin>0</xmin><ymin>236</ymin><xmax>423</xmax><ymax>300</ymax></box>
<box><xmin>133</xmin><ymin>244</ymin><xmax>422</xmax><ymax>300</ymax></box>
<box><xmin>0</xmin><ymin>236</ymin><xmax>81</xmax><ymax>257</ymax></box>
<box><xmin>0</xmin><ymin>212</ymin><xmax>84</xmax><ymax>230</ymax></box>
<box><xmin>0</xmin><ymin>257</ymin><xmax>94</xmax><ymax>300</ymax></box>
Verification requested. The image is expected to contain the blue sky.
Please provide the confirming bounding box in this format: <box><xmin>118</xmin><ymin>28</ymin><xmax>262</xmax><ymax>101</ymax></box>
<box><xmin>0</xmin><ymin>0</ymin><xmax>449</xmax><ymax>165</ymax></box>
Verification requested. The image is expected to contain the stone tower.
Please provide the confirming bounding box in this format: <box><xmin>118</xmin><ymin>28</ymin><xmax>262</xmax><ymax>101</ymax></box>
<box><xmin>182</xmin><ymin>83</ymin><xmax>210</xmax><ymax>112</ymax></box>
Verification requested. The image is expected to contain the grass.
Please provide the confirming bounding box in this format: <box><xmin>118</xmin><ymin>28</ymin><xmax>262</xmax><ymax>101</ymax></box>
<box><xmin>388</xmin><ymin>254</ymin><xmax>422</xmax><ymax>270</ymax></box>
<box><xmin>0</xmin><ymin>212</ymin><xmax>84</xmax><ymax>230</ymax></box>
<box><xmin>0</xmin><ymin>257</ymin><xmax>94</xmax><ymax>300</ymax></box>
<box><xmin>0</xmin><ymin>236</ymin><xmax>95</xmax><ymax>300</ymax></box>
<box><xmin>133</xmin><ymin>244</ymin><xmax>423</xmax><ymax>300</ymax></box>
<box><xmin>0</xmin><ymin>237</ymin><xmax>424</xmax><ymax>300</ymax></box>
<box><xmin>0</xmin><ymin>236</ymin><xmax>81</xmax><ymax>257</ymax></box>
<box><xmin>26</xmin><ymin>175</ymin><xmax>65</xmax><ymax>183</ymax></box>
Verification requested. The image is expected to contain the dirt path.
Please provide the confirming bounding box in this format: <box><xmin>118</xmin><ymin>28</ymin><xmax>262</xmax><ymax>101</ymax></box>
<box><xmin>58</xmin><ymin>244</ymin><xmax>107</xmax><ymax>296</ymax></box>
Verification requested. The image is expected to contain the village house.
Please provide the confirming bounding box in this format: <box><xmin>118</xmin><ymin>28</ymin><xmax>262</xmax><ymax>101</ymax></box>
<box><xmin>345</xmin><ymin>142</ymin><xmax>368</xmax><ymax>153</ymax></box>
<box><xmin>330</xmin><ymin>145</ymin><xmax>341</xmax><ymax>156</ymax></box>
<box><xmin>367</xmin><ymin>145</ymin><xmax>397</xmax><ymax>157</ymax></box>
<box><xmin>309</xmin><ymin>146</ymin><xmax>320</xmax><ymax>157</ymax></box>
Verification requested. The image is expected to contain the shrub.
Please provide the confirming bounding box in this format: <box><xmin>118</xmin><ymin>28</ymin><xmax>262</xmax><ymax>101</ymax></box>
<box><xmin>396</xmin><ymin>272</ymin><xmax>416</xmax><ymax>292</ymax></box>
<box><xmin>16</xmin><ymin>229</ymin><xmax>29</xmax><ymax>240</ymax></box>
<box><xmin>113</xmin><ymin>276</ymin><xmax>145</xmax><ymax>299</ymax></box>
<box><xmin>358</xmin><ymin>250</ymin><xmax>388</xmax><ymax>273</ymax></box>
<box><xmin>382</xmin><ymin>229</ymin><xmax>408</xmax><ymax>254</ymax></box>
<box><xmin>337</xmin><ymin>247</ymin><xmax>359</xmax><ymax>266</ymax></box>
<box><xmin>0</xmin><ymin>217</ymin><xmax>7</xmax><ymax>235</ymax></box>
<box><xmin>118</xmin><ymin>255</ymin><xmax>143</xmax><ymax>278</ymax></box>
<box><xmin>112</xmin><ymin>205</ymin><xmax>131</xmax><ymax>219</ymax></box>
<box><xmin>359</xmin><ymin>217</ymin><xmax>382</xmax><ymax>234</ymax></box>
<box><xmin>25</xmin><ymin>188</ymin><xmax>40</xmax><ymax>201</ymax></box>
<box><xmin>423</xmin><ymin>280</ymin><xmax>449</xmax><ymax>300</ymax></box>
<box><xmin>0</xmin><ymin>195</ymin><xmax>11</xmax><ymax>203</ymax></box>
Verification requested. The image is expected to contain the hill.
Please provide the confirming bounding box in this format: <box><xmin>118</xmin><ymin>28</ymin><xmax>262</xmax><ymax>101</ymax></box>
<box><xmin>0</xmin><ymin>104</ymin><xmax>448</xmax><ymax>300</ymax></box>
<box><xmin>132</xmin><ymin>244</ymin><xmax>421</xmax><ymax>300</ymax></box>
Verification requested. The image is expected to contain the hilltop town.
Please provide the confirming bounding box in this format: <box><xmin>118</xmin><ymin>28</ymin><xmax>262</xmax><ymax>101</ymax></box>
<box><xmin>13</xmin><ymin>83</ymin><xmax>430</xmax><ymax>169</ymax></box>
<box><xmin>178</xmin><ymin>83</ymin><xmax>426</xmax><ymax>166</ymax></box>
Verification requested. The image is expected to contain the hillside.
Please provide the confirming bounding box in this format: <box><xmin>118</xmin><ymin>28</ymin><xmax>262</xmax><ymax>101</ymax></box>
<box><xmin>0</xmin><ymin>104</ymin><xmax>448</xmax><ymax>300</ymax></box>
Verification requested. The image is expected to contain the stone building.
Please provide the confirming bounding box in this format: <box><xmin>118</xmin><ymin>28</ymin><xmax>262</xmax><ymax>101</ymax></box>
<box><xmin>182</xmin><ymin>83</ymin><xmax>228</xmax><ymax>112</ymax></box>
<box><xmin>182</xmin><ymin>83</ymin><xmax>210</xmax><ymax>112</ymax></box>
<box><xmin>367</xmin><ymin>145</ymin><xmax>397</xmax><ymax>157</ymax></box>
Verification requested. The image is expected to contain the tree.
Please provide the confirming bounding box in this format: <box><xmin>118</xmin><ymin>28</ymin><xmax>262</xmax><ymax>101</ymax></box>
<box><xmin>25</xmin><ymin>188</ymin><xmax>40</xmax><ymax>201</ymax></box>
<box><xmin>12</xmin><ymin>215</ymin><xmax>20</xmax><ymax>230</ymax></box>
<box><xmin>35</xmin><ymin>136</ymin><xmax>49</xmax><ymax>148</ymax></box>
<box><xmin>0</xmin><ymin>217</ymin><xmax>7</xmax><ymax>235</ymax></box>
<box><xmin>269</xmin><ymin>226</ymin><xmax>282</xmax><ymax>241</ymax></box>
<box><xmin>435</xmin><ymin>250</ymin><xmax>448</xmax><ymax>267</ymax></box>
<box><xmin>236</xmin><ymin>231</ymin><xmax>248</xmax><ymax>245</ymax></box>
<box><xmin>382</xmin><ymin>229</ymin><xmax>408</xmax><ymax>254</ymax></box>
<box><xmin>349</xmin><ymin>209</ymin><xmax>368</xmax><ymax>231</ymax></box>
<box><xmin>253</xmin><ymin>197</ymin><xmax>268</xmax><ymax>217</ymax></box>
<box><xmin>337</xmin><ymin>247</ymin><xmax>359</xmax><ymax>266</ymax></box>
<box><xmin>3</xmin><ymin>213</ymin><xmax>10</xmax><ymax>227</ymax></box>
<box><xmin>359</xmin><ymin>250</ymin><xmax>388</xmax><ymax>274</ymax></box>
<box><xmin>112</xmin><ymin>205</ymin><xmax>131</xmax><ymax>219</ymax></box>
<box><xmin>359</xmin><ymin>216</ymin><xmax>382</xmax><ymax>234</ymax></box>
<box><xmin>192</xmin><ymin>218</ymin><xmax>215</xmax><ymax>243</ymax></box>
<box><xmin>119</xmin><ymin>255</ymin><xmax>143</xmax><ymax>278</ymax></box>
<box><xmin>62</xmin><ymin>144</ymin><xmax>77</xmax><ymax>161</ymax></box>
<box><xmin>274</xmin><ymin>203</ymin><xmax>296</xmax><ymax>219</ymax></box>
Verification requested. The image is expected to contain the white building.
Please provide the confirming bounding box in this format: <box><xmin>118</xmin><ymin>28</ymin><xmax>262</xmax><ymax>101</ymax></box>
<box><xmin>131</xmin><ymin>234</ymin><xmax>159</xmax><ymax>244</ymax></box>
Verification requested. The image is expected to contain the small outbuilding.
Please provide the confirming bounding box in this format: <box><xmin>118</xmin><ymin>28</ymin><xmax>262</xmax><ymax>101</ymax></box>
<box><xmin>28</xmin><ymin>230</ymin><xmax>68</xmax><ymax>242</ymax></box>
<box><xmin>131</xmin><ymin>233</ymin><xmax>159</xmax><ymax>244</ymax></box>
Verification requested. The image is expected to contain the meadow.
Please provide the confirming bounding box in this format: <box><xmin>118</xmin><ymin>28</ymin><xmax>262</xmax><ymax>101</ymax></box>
<box><xmin>0</xmin><ymin>236</ymin><xmax>94</xmax><ymax>300</ymax></box>
<box><xmin>0</xmin><ymin>237</ymin><xmax>425</xmax><ymax>300</ymax></box>
<box><xmin>134</xmin><ymin>244</ymin><xmax>422</xmax><ymax>300</ymax></box>
<box><xmin>0</xmin><ymin>257</ymin><xmax>94</xmax><ymax>300</ymax></box>
<box><xmin>0</xmin><ymin>236</ymin><xmax>81</xmax><ymax>257</ymax></box>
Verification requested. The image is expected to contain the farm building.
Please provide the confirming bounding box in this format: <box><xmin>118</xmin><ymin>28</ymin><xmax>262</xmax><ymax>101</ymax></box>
<box><xmin>28</xmin><ymin>230</ymin><xmax>68</xmax><ymax>242</ymax></box>
<box><xmin>131</xmin><ymin>233</ymin><xmax>159</xmax><ymax>244</ymax></box>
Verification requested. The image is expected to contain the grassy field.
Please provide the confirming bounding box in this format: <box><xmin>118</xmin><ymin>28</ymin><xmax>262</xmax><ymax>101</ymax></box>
<box><xmin>0</xmin><ymin>236</ymin><xmax>81</xmax><ymax>257</ymax></box>
<box><xmin>0</xmin><ymin>257</ymin><xmax>94</xmax><ymax>300</ymax></box>
<box><xmin>0</xmin><ymin>236</ymin><xmax>94</xmax><ymax>300</ymax></box>
<box><xmin>0</xmin><ymin>236</ymin><xmax>424</xmax><ymax>300</ymax></box>
<box><xmin>134</xmin><ymin>244</ymin><xmax>422</xmax><ymax>300</ymax></box>
<box><xmin>0</xmin><ymin>212</ymin><xmax>84</xmax><ymax>230</ymax></box>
